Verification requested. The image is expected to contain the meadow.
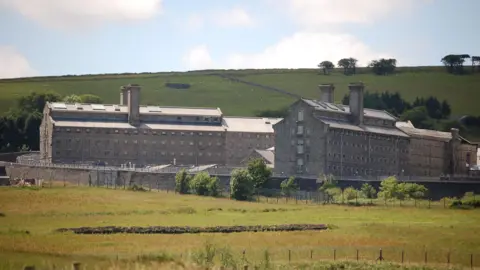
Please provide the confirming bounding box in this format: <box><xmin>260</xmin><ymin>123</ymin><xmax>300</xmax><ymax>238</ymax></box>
<box><xmin>0</xmin><ymin>67</ymin><xmax>479</xmax><ymax>117</ymax></box>
<box><xmin>1</xmin><ymin>185</ymin><xmax>479</xmax><ymax>269</ymax></box>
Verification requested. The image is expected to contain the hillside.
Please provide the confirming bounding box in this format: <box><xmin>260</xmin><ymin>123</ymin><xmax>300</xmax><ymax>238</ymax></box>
<box><xmin>0</xmin><ymin>66</ymin><xmax>478</xmax><ymax>117</ymax></box>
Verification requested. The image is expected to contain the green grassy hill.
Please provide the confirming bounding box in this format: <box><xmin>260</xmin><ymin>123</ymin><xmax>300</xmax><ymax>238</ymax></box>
<box><xmin>0</xmin><ymin>66</ymin><xmax>478</xmax><ymax>117</ymax></box>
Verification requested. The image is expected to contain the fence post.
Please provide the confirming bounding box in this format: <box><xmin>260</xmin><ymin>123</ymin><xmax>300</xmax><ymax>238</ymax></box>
<box><xmin>424</xmin><ymin>251</ymin><xmax>427</xmax><ymax>264</ymax></box>
<box><xmin>23</xmin><ymin>266</ymin><xmax>35</xmax><ymax>270</ymax></box>
<box><xmin>447</xmin><ymin>251</ymin><xmax>450</xmax><ymax>266</ymax></box>
<box><xmin>471</xmin><ymin>254</ymin><xmax>473</xmax><ymax>269</ymax></box>
<box><xmin>310</xmin><ymin>250</ymin><xmax>313</xmax><ymax>259</ymax></box>
<box><xmin>288</xmin><ymin>249</ymin><xmax>291</xmax><ymax>262</ymax></box>
<box><xmin>401</xmin><ymin>250</ymin><xmax>404</xmax><ymax>264</ymax></box>
<box><xmin>333</xmin><ymin>249</ymin><xmax>336</xmax><ymax>261</ymax></box>
<box><xmin>443</xmin><ymin>197</ymin><xmax>446</xmax><ymax>208</ymax></box>
<box><xmin>73</xmin><ymin>262</ymin><xmax>81</xmax><ymax>270</ymax></box>
<box><xmin>378</xmin><ymin>249</ymin><xmax>384</xmax><ymax>261</ymax></box>
<box><xmin>356</xmin><ymin>249</ymin><xmax>359</xmax><ymax>261</ymax></box>
<box><xmin>428</xmin><ymin>199</ymin><xmax>431</xmax><ymax>209</ymax></box>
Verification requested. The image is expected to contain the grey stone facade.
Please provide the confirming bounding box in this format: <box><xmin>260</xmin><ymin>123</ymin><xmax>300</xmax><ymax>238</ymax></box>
<box><xmin>40</xmin><ymin>84</ymin><xmax>280</xmax><ymax>167</ymax></box>
<box><xmin>274</xmin><ymin>83</ymin><xmax>477</xmax><ymax>178</ymax></box>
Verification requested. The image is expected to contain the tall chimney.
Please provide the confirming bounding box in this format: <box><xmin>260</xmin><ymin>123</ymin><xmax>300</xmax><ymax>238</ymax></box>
<box><xmin>348</xmin><ymin>82</ymin><xmax>365</xmax><ymax>125</ymax></box>
<box><xmin>126</xmin><ymin>84</ymin><xmax>141</xmax><ymax>126</ymax></box>
<box><xmin>120</xmin><ymin>86</ymin><xmax>129</xmax><ymax>105</ymax></box>
<box><xmin>319</xmin><ymin>84</ymin><xmax>335</xmax><ymax>103</ymax></box>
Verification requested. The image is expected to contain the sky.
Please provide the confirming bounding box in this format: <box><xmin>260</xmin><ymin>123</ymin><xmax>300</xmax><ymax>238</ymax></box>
<box><xmin>0</xmin><ymin>0</ymin><xmax>478</xmax><ymax>79</ymax></box>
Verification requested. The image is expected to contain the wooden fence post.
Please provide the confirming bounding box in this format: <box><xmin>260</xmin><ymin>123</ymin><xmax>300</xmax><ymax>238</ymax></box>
<box><xmin>23</xmin><ymin>266</ymin><xmax>35</xmax><ymax>270</ymax></box>
<box><xmin>333</xmin><ymin>249</ymin><xmax>336</xmax><ymax>261</ymax></box>
<box><xmin>447</xmin><ymin>251</ymin><xmax>450</xmax><ymax>266</ymax></box>
<box><xmin>310</xmin><ymin>250</ymin><xmax>313</xmax><ymax>259</ymax></box>
<box><xmin>401</xmin><ymin>250</ymin><xmax>404</xmax><ymax>264</ymax></box>
<box><xmin>73</xmin><ymin>262</ymin><xmax>81</xmax><ymax>270</ymax></box>
<box><xmin>356</xmin><ymin>249</ymin><xmax>359</xmax><ymax>261</ymax></box>
<box><xmin>243</xmin><ymin>265</ymin><xmax>248</xmax><ymax>270</ymax></box>
<box><xmin>424</xmin><ymin>251</ymin><xmax>428</xmax><ymax>264</ymax></box>
<box><xmin>471</xmin><ymin>254</ymin><xmax>473</xmax><ymax>269</ymax></box>
<box><xmin>288</xmin><ymin>249</ymin><xmax>291</xmax><ymax>262</ymax></box>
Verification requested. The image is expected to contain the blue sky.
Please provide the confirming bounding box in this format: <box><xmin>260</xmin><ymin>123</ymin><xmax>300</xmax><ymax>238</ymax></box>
<box><xmin>0</xmin><ymin>0</ymin><xmax>478</xmax><ymax>78</ymax></box>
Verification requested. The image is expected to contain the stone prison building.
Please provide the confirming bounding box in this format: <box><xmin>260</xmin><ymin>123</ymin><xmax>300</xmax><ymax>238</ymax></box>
<box><xmin>273</xmin><ymin>83</ymin><xmax>477</xmax><ymax>178</ymax></box>
<box><xmin>40</xmin><ymin>84</ymin><xmax>281</xmax><ymax>167</ymax></box>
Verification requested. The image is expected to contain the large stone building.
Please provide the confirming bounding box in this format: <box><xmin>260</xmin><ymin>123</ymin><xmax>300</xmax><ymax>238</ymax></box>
<box><xmin>40</xmin><ymin>84</ymin><xmax>280</xmax><ymax>167</ymax></box>
<box><xmin>273</xmin><ymin>83</ymin><xmax>477</xmax><ymax>178</ymax></box>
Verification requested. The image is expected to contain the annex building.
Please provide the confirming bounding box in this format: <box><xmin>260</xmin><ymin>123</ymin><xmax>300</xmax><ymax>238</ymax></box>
<box><xmin>40</xmin><ymin>84</ymin><xmax>281</xmax><ymax>167</ymax></box>
<box><xmin>273</xmin><ymin>83</ymin><xmax>477</xmax><ymax>178</ymax></box>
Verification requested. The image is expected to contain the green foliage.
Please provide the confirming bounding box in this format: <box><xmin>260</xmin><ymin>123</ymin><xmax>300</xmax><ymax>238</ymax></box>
<box><xmin>128</xmin><ymin>184</ymin><xmax>148</xmax><ymax>192</ymax></box>
<box><xmin>230</xmin><ymin>169</ymin><xmax>254</xmax><ymax>201</ymax></box>
<box><xmin>79</xmin><ymin>94</ymin><xmax>103</xmax><ymax>104</ymax></box>
<box><xmin>360</xmin><ymin>183</ymin><xmax>377</xmax><ymax>199</ymax></box>
<box><xmin>247</xmin><ymin>158</ymin><xmax>272</xmax><ymax>190</ymax></box>
<box><xmin>319</xmin><ymin>174</ymin><xmax>337</xmax><ymax>191</ymax></box>
<box><xmin>63</xmin><ymin>94</ymin><xmax>82</xmax><ymax>103</ymax></box>
<box><xmin>206</xmin><ymin>176</ymin><xmax>220</xmax><ymax>197</ymax></box>
<box><xmin>368</xmin><ymin>58</ymin><xmax>397</xmax><ymax>75</ymax></box>
<box><xmin>280</xmin><ymin>176</ymin><xmax>298</xmax><ymax>196</ymax></box>
<box><xmin>174</xmin><ymin>169</ymin><xmax>191</xmax><ymax>194</ymax></box>
<box><xmin>450</xmin><ymin>192</ymin><xmax>480</xmax><ymax>209</ymax></box>
<box><xmin>255</xmin><ymin>106</ymin><xmax>288</xmax><ymax>118</ymax></box>
<box><xmin>378</xmin><ymin>177</ymin><xmax>428</xmax><ymax>201</ymax></box>
<box><xmin>318</xmin><ymin>60</ymin><xmax>335</xmax><ymax>75</ymax></box>
<box><xmin>343</xmin><ymin>187</ymin><xmax>359</xmax><ymax>201</ymax></box>
<box><xmin>189</xmin><ymin>172</ymin><xmax>214</xmax><ymax>196</ymax></box>
<box><xmin>337</xmin><ymin>57</ymin><xmax>358</xmax><ymax>75</ymax></box>
<box><xmin>441</xmin><ymin>54</ymin><xmax>470</xmax><ymax>74</ymax></box>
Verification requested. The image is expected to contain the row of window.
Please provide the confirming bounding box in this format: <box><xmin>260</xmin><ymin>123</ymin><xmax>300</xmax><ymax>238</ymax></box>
<box><xmin>234</xmin><ymin>133</ymin><xmax>271</xmax><ymax>139</ymax></box>
<box><xmin>327</xmin><ymin>153</ymin><xmax>404</xmax><ymax>165</ymax></box>
<box><xmin>56</xmin><ymin>139</ymin><xmax>224</xmax><ymax>147</ymax></box>
<box><xmin>55</xmin><ymin>127</ymin><xmax>224</xmax><ymax>137</ymax></box>
<box><xmin>330</xmin><ymin>129</ymin><xmax>404</xmax><ymax>141</ymax></box>
<box><xmin>327</xmin><ymin>165</ymin><xmax>396</xmax><ymax>176</ymax></box>
<box><xmin>328</xmin><ymin>141</ymin><xmax>409</xmax><ymax>153</ymax></box>
<box><xmin>56</xmin><ymin>150</ymin><xmax>223</xmax><ymax>157</ymax></box>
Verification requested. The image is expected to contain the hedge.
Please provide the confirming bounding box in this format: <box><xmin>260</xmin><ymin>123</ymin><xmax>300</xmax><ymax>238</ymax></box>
<box><xmin>56</xmin><ymin>224</ymin><xmax>328</xmax><ymax>235</ymax></box>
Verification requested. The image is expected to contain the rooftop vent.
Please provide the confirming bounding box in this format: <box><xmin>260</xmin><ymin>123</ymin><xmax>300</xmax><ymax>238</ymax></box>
<box><xmin>113</xmin><ymin>105</ymin><xmax>121</xmax><ymax>111</ymax></box>
<box><xmin>263</xmin><ymin>118</ymin><xmax>271</xmax><ymax>124</ymax></box>
<box><xmin>91</xmin><ymin>104</ymin><xmax>105</xmax><ymax>111</ymax></box>
<box><xmin>147</xmin><ymin>106</ymin><xmax>161</xmax><ymax>112</ymax></box>
<box><xmin>52</xmin><ymin>102</ymin><xmax>67</xmax><ymax>109</ymax></box>
<box><xmin>75</xmin><ymin>104</ymin><xmax>84</xmax><ymax>110</ymax></box>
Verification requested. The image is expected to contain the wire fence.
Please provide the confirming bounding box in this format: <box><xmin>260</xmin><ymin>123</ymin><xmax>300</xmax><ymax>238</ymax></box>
<box><xmin>17</xmin><ymin>246</ymin><xmax>480</xmax><ymax>269</ymax></box>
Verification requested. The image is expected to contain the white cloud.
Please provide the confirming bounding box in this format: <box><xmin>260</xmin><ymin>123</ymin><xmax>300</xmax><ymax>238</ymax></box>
<box><xmin>184</xmin><ymin>13</ymin><xmax>205</xmax><ymax>31</ymax></box>
<box><xmin>277</xmin><ymin>0</ymin><xmax>430</xmax><ymax>29</ymax></box>
<box><xmin>183</xmin><ymin>32</ymin><xmax>394</xmax><ymax>70</ymax></box>
<box><xmin>182</xmin><ymin>45</ymin><xmax>216</xmax><ymax>71</ymax></box>
<box><xmin>0</xmin><ymin>46</ymin><xmax>37</xmax><ymax>79</ymax></box>
<box><xmin>0</xmin><ymin>0</ymin><xmax>163</xmax><ymax>30</ymax></box>
<box><xmin>211</xmin><ymin>7</ymin><xmax>255</xmax><ymax>27</ymax></box>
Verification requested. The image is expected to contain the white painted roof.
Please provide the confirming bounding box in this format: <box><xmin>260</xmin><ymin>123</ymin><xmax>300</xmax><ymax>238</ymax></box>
<box><xmin>48</xmin><ymin>102</ymin><xmax>222</xmax><ymax>117</ymax></box>
<box><xmin>223</xmin><ymin>117</ymin><xmax>282</xmax><ymax>133</ymax></box>
<box><xmin>320</xmin><ymin>119</ymin><xmax>410</xmax><ymax>138</ymax></box>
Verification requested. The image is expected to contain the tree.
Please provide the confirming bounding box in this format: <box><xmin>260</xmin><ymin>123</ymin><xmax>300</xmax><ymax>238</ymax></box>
<box><xmin>63</xmin><ymin>94</ymin><xmax>82</xmax><ymax>103</ymax></box>
<box><xmin>400</xmin><ymin>106</ymin><xmax>434</xmax><ymax>129</ymax></box>
<box><xmin>207</xmin><ymin>176</ymin><xmax>220</xmax><ymax>197</ymax></box>
<box><xmin>280</xmin><ymin>176</ymin><xmax>298</xmax><ymax>196</ymax></box>
<box><xmin>17</xmin><ymin>91</ymin><xmax>62</xmax><ymax>113</ymax></box>
<box><xmin>255</xmin><ymin>107</ymin><xmax>289</xmax><ymax>118</ymax></box>
<box><xmin>247</xmin><ymin>158</ymin><xmax>272</xmax><ymax>190</ymax></box>
<box><xmin>441</xmin><ymin>54</ymin><xmax>470</xmax><ymax>74</ymax></box>
<box><xmin>378</xmin><ymin>176</ymin><xmax>401</xmax><ymax>200</ymax></box>
<box><xmin>318</xmin><ymin>61</ymin><xmax>335</xmax><ymax>75</ymax></box>
<box><xmin>230</xmin><ymin>169</ymin><xmax>254</xmax><ymax>201</ymax></box>
<box><xmin>175</xmin><ymin>169</ymin><xmax>191</xmax><ymax>194</ymax></box>
<box><xmin>360</xmin><ymin>183</ymin><xmax>377</xmax><ymax>199</ymax></box>
<box><xmin>190</xmin><ymin>172</ymin><xmax>213</xmax><ymax>196</ymax></box>
<box><xmin>342</xmin><ymin>91</ymin><xmax>411</xmax><ymax>117</ymax></box>
<box><xmin>337</xmin><ymin>58</ymin><xmax>357</xmax><ymax>75</ymax></box>
<box><xmin>401</xmin><ymin>183</ymin><xmax>428</xmax><ymax>200</ymax></box>
<box><xmin>368</xmin><ymin>58</ymin><xmax>397</xmax><ymax>75</ymax></box>
<box><xmin>79</xmin><ymin>94</ymin><xmax>103</xmax><ymax>104</ymax></box>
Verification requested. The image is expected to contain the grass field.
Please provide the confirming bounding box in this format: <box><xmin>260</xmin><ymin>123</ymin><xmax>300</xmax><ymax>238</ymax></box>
<box><xmin>0</xmin><ymin>67</ymin><xmax>479</xmax><ymax>117</ymax></box>
<box><xmin>1</xmin><ymin>186</ymin><xmax>479</xmax><ymax>269</ymax></box>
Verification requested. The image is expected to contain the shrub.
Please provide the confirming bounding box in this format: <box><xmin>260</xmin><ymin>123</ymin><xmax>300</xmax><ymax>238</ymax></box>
<box><xmin>280</xmin><ymin>176</ymin><xmax>298</xmax><ymax>196</ymax></box>
<box><xmin>189</xmin><ymin>172</ymin><xmax>212</xmax><ymax>196</ymax></box>
<box><xmin>450</xmin><ymin>192</ymin><xmax>480</xmax><ymax>209</ymax></box>
<box><xmin>128</xmin><ymin>184</ymin><xmax>147</xmax><ymax>192</ymax></box>
<box><xmin>175</xmin><ymin>169</ymin><xmax>191</xmax><ymax>194</ymax></box>
<box><xmin>230</xmin><ymin>169</ymin><xmax>254</xmax><ymax>201</ymax></box>
<box><xmin>324</xmin><ymin>187</ymin><xmax>342</xmax><ymax>202</ymax></box>
<box><xmin>207</xmin><ymin>176</ymin><xmax>220</xmax><ymax>197</ymax></box>
<box><xmin>360</xmin><ymin>183</ymin><xmax>377</xmax><ymax>199</ymax></box>
<box><xmin>247</xmin><ymin>158</ymin><xmax>272</xmax><ymax>190</ymax></box>
<box><xmin>343</xmin><ymin>187</ymin><xmax>358</xmax><ymax>201</ymax></box>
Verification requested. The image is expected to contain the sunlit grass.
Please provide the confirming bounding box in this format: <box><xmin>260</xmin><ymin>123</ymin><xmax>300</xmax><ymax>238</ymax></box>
<box><xmin>0</xmin><ymin>186</ymin><xmax>479</xmax><ymax>269</ymax></box>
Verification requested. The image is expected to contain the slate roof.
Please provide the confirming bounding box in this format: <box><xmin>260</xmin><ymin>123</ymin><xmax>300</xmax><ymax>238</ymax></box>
<box><xmin>302</xmin><ymin>99</ymin><xmax>398</xmax><ymax>121</ymax></box>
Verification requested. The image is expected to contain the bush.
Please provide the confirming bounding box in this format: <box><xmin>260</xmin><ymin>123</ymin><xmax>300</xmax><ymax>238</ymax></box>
<box><xmin>343</xmin><ymin>187</ymin><xmax>358</xmax><ymax>201</ymax></box>
<box><xmin>207</xmin><ymin>176</ymin><xmax>220</xmax><ymax>197</ymax></box>
<box><xmin>450</xmin><ymin>192</ymin><xmax>480</xmax><ymax>209</ymax></box>
<box><xmin>175</xmin><ymin>169</ymin><xmax>191</xmax><ymax>194</ymax></box>
<box><xmin>230</xmin><ymin>169</ymin><xmax>254</xmax><ymax>201</ymax></box>
<box><xmin>360</xmin><ymin>183</ymin><xmax>377</xmax><ymax>199</ymax></box>
<box><xmin>247</xmin><ymin>158</ymin><xmax>272</xmax><ymax>190</ymax></box>
<box><xmin>280</xmin><ymin>176</ymin><xmax>298</xmax><ymax>196</ymax></box>
<box><xmin>190</xmin><ymin>172</ymin><xmax>213</xmax><ymax>196</ymax></box>
<box><xmin>128</xmin><ymin>184</ymin><xmax>147</xmax><ymax>192</ymax></box>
